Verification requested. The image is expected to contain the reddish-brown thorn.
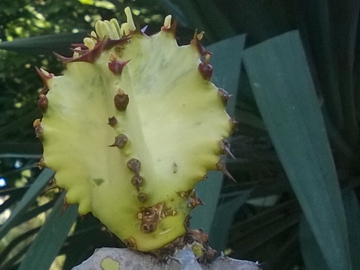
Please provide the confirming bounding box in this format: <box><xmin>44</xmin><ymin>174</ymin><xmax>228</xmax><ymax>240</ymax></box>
<box><xmin>38</xmin><ymin>94</ymin><xmax>48</xmax><ymax>113</ymax></box>
<box><xmin>60</xmin><ymin>200</ymin><xmax>69</xmax><ymax>216</ymax></box>
<box><xmin>198</xmin><ymin>54</ymin><xmax>212</xmax><ymax>81</ymax></box>
<box><xmin>102</xmin><ymin>36</ymin><xmax>132</xmax><ymax>51</ymax></box>
<box><xmin>114</xmin><ymin>89</ymin><xmax>129</xmax><ymax>111</ymax></box>
<box><xmin>218</xmin><ymin>88</ymin><xmax>232</xmax><ymax>106</ymax></box>
<box><xmin>109</xmin><ymin>134</ymin><xmax>128</xmax><ymax>148</ymax></box>
<box><xmin>41</xmin><ymin>178</ymin><xmax>58</xmax><ymax>194</ymax></box>
<box><xmin>71</xmin><ymin>43</ymin><xmax>87</xmax><ymax>48</ymax></box>
<box><xmin>54</xmin><ymin>39</ymin><xmax>105</xmax><ymax>64</ymax></box>
<box><xmin>108</xmin><ymin>59</ymin><xmax>130</xmax><ymax>75</ymax></box>
<box><xmin>190</xmin><ymin>30</ymin><xmax>212</xmax><ymax>56</ymax></box>
<box><xmin>220</xmin><ymin>139</ymin><xmax>236</xmax><ymax>159</ymax></box>
<box><xmin>216</xmin><ymin>159</ymin><xmax>236</xmax><ymax>183</ymax></box>
<box><xmin>35</xmin><ymin>67</ymin><xmax>53</xmax><ymax>90</ymax></box>
<box><xmin>71</xmin><ymin>48</ymin><xmax>89</xmax><ymax>56</ymax></box>
<box><xmin>107</xmin><ymin>116</ymin><xmax>118</xmax><ymax>126</ymax></box>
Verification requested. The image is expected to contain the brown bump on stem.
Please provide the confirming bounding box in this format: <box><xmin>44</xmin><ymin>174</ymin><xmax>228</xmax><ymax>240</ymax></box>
<box><xmin>138</xmin><ymin>192</ymin><xmax>148</xmax><ymax>202</ymax></box>
<box><xmin>218</xmin><ymin>88</ymin><xmax>232</xmax><ymax>106</ymax></box>
<box><xmin>216</xmin><ymin>159</ymin><xmax>236</xmax><ymax>183</ymax></box>
<box><xmin>127</xmin><ymin>158</ymin><xmax>141</xmax><ymax>173</ymax></box>
<box><xmin>198</xmin><ymin>54</ymin><xmax>213</xmax><ymax>81</ymax></box>
<box><xmin>125</xmin><ymin>237</ymin><xmax>137</xmax><ymax>249</ymax></box>
<box><xmin>139</xmin><ymin>203</ymin><xmax>165</xmax><ymax>234</ymax></box>
<box><xmin>33</xmin><ymin>118</ymin><xmax>44</xmax><ymax>141</ymax></box>
<box><xmin>189</xmin><ymin>229</ymin><xmax>209</xmax><ymax>244</ymax></box>
<box><xmin>38</xmin><ymin>94</ymin><xmax>48</xmax><ymax>113</ymax></box>
<box><xmin>187</xmin><ymin>190</ymin><xmax>203</xmax><ymax>208</ymax></box>
<box><xmin>107</xmin><ymin>116</ymin><xmax>118</xmax><ymax>126</ymax></box>
<box><xmin>131</xmin><ymin>175</ymin><xmax>143</xmax><ymax>190</ymax></box>
<box><xmin>108</xmin><ymin>59</ymin><xmax>130</xmax><ymax>75</ymax></box>
<box><xmin>220</xmin><ymin>139</ymin><xmax>236</xmax><ymax>159</ymax></box>
<box><xmin>109</xmin><ymin>134</ymin><xmax>128</xmax><ymax>148</ymax></box>
<box><xmin>190</xmin><ymin>30</ymin><xmax>212</xmax><ymax>56</ymax></box>
<box><xmin>114</xmin><ymin>89</ymin><xmax>129</xmax><ymax>111</ymax></box>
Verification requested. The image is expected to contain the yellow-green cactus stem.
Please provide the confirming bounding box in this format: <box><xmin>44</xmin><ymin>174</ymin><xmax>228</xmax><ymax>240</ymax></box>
<box><xmin>34</xmin><ymin>7</ymin><xmax>234</xmax><ymax>252</ymax></box>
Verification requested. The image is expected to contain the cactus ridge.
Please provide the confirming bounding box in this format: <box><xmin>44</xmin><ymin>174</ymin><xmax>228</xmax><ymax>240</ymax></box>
<box><xmin>35</xmin><ymin>7</ymin><xmax>233</xmax><ymax>252</ymax></box>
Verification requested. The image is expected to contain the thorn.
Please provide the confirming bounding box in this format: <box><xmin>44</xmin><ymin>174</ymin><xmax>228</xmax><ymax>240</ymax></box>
<box><xmin>41</xmin><ymin>178</ymin><xmax>58</xmax><ymax>194</ymax></box>
<box><xmin>216</xmin><ymin>159</ymin><xmax>236</xmax><ymax>183</ymax></box>
<box><xmin>198</xmin><ymin>54</ymin><xmax>212</xmax><ymax>81</ymax></box>
<box><xmin>60</xmin><ymin>200</ymin><xmax>69</xmax><ymax>216</ymax></box>
<box><xmin>53</xmin><ymin>52</ymin><xmax>73</xmax><ymax>63</ymax></box>
<box><xmin>109</xmin><ymin>134</ymin><xmax>128</xmax><ymax>148</ymax></box>
<box><xmin>102</xmin><ymin>36</ymin><xmax>131</xmax><ymax>51</ymax></box>
<box><xmin>190</xmin><ymin>30</ymin><xmax>212</xmax><ymax>56</ymax></box>
<box><xmin>34</xmin><ymin>156</ymin><xmax>47</xmax><ymax>169</ymax></box>
<box><xmin>161</xmin><ymin>18</ymin><xmax>178</xmax><ymax>36</ymax></box>
<box><xmin>71</xmin><ymin>43</ymin><xmax>87</xmax><ymax>49</ymax></box>
<box><xmin>35</xmin><ymin>67</ymin><xmax>53</xmax><ymax>94</ymax></box>
<box><xmin>114</xmin><ymin>89</ymin><xmax>129</xmax><ymax>111</ymax></box>
<box><xmin>54</xmin><ymin>39</ymin><xmax>105</xmax><ymax>64</ymax></box>
<box><xmin>220</xmin><ymin>139</ymin><xmax>236</xmax><ymax>159</ymax></box>
<box><xmin>108</xmin><ymin>59</ymin><xmax>130</xmax><ymax>75</ymax></box>
<box><xmin>218</xmin><ymin>88</ymin><xmax>232</xmax><ymax>106</ymax></box>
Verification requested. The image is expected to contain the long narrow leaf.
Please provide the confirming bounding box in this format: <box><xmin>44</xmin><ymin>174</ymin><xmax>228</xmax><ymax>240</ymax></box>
<box><xmin>189</xmin><ymin>34</ymin><xmax>245</xmax><ymax>233</ymax></box>
<box><xmin>243</xmin><ymin>30</ymin><xmax>351</xmax><ymax>270</ymax></box>
<box><xmin>0</xmin><ymin>32</ymin><xmax>88</xmax><ymax>55</ymax></box>
<box><xmin>0</xmin><ymin>168</ymin><xmax>54</xmax><ymax>239</ymax></box>
<box><xmin>19</xmin><ymin>192</ymin><xmax>78</xmax><ymax>270</ymax></box>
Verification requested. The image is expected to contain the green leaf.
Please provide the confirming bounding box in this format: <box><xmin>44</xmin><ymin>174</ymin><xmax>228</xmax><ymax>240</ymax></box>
<box><xmin>300</xmin><ymin>186</ymin><xmax>360</xmax><ymax>270</ymax></box>
<box><xmin>19</xmin><ymin>192</ymin><xmax>78</xmax><ymax>270</ymax></box>
<box><xmin>209</xmin><ymin>190</ymin><xmax>251</xmax><ymax>251</ymax></box>
<box><xmin>343</xmin><ymin>187</ymin><xmax>360</xmax><ymax>269</ymax></box>
<box><xmin>243</xmin><ymin>30</ymin><xmax>351</xmax><ymax>270</ymax></box>
<box><xmin>0</xmin><ymin>168</ymin><xmax>54</xmax><ymax>240</ymax></box>
<box><xmin>0</xmin><ymin>32</ymin><xmax>88</xmax><ymax>55</ymax></box>
<box><xmin>189</xmin><ymin>34</ymin><xmax>245</xmax><ymax>233</ymax></box>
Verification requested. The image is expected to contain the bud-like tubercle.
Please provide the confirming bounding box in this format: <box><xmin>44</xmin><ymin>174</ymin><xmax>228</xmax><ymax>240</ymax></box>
<box><xmin>36</xmin><ymin>7</ymin><xmax>232</xmax><ymax>252</ymax></box>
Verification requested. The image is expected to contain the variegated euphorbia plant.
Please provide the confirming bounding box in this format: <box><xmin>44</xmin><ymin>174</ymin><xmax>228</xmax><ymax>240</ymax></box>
<box><xmin>34</xmin><ymin>7</ymin><xmax>234</xmax><ymax>253</ymax></box>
